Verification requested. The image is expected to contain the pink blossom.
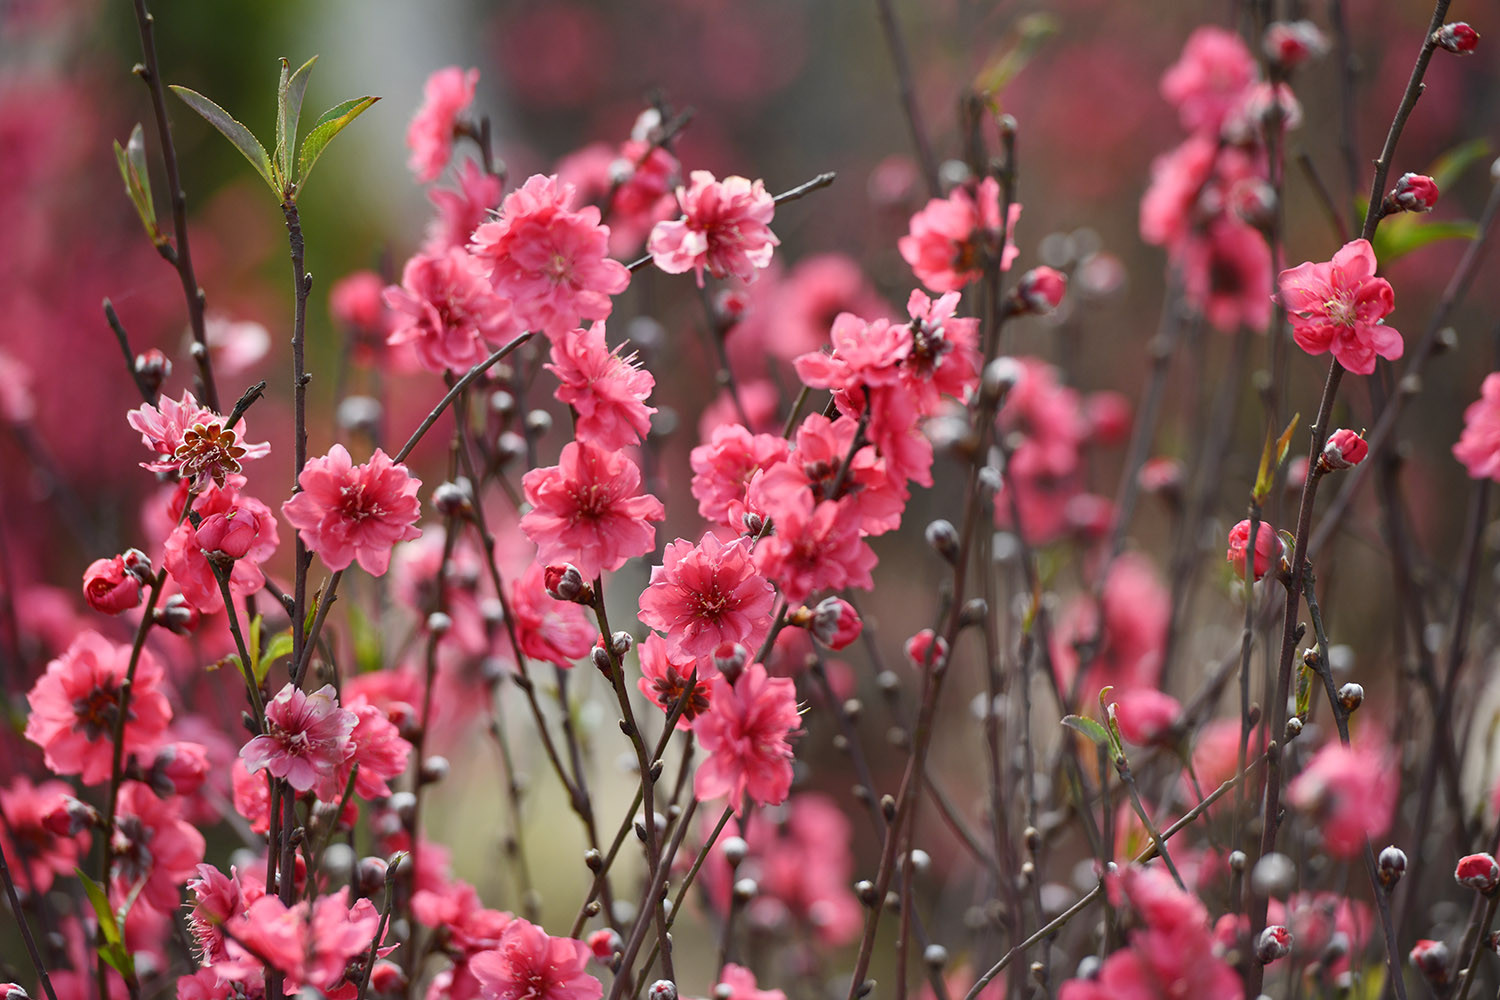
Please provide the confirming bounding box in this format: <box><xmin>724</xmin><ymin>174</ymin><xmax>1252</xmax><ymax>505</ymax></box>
<box><xmin>898</xmin><ymin>178</ymin><xmax>1019</xmax><ymax>292</ymax></box>
<box><xmin>408</xmin><ymin>67</ymin><xmax>479</xmax><ymax>183</ymax></box>
<box><xmin>1454</xmin><ymin>373</ymin><xmax>1500</xmax><ymax>480</ymax></box>
<box><xmin>712</xmin><ymin>966</ymin><xmax>786</xmax><ymax>1000</ymax></box>
<box><xmin>111</xmin><ymin>781</ymin><xmax>205</xmax><ymax>914</ymax></box>
<box><xmin>690</xmin><ymin>422</ymin><xmax>791</xmax><ymax>527</ymax></box>
<box><xmin>426</xmin><ymin>159</ymin><xmax>504</xmax><ymax>253</ymax></box>
<box><xmin>202</xmin><ymin>315</ymin><xmax>271</xmax><ymax>376</ymax></box>
<box><xmin>1160</xmin><ymin>27</ymin><xmax>1257</xmax><ymax>135</ymax></box>
<box><xmin>693</xmin><ymin>662</ymin><xmax>801</xmax><ymax>814</ymax></box>
<box><xmin>187</xmin><ymin>863</ymin><xmax>266</xmax><ymax>964</ymax></box>
<box><xmin>902</xmin><ymin>289</ymin><xmax>981</xmax><ymax>408</ymax></box>
<box><xmin>1321</xmin><ymin>428</ymin><xmax>1369</xmax><ymax>471</ymax></box>
<box><xmin>334</xmin><ymin>695</ymin><xmax>413</xmax><ymax>800</ymax></box>
<box><xmin>282</xmin><ymin>444</ymin><xmax>423</xmax><ymax>575</ymax></box>
<box><xmin>1388</xmin><ymin>172</ymin><xmax>1439</xmax><ymax>214</ymax></box>
<box><xmin>1052</xmin><ymin>554</ymin><xmax>1170</xmax><ymax>698</ymax></box>
<box><xmin>1139</xmin><ymin>134</ymin><xmax>1218</xmax><ymax>249</ymax></box>
<box><xmin>506</xmin><ymin>561</ymin><xmax>595</xmax><ymax>667</ymax></box>
<box><xmin>470</xmin><ymin>174</ymin><xmax>630</xmax><ymax>339</ymax></box>
<box><xmin>752</xmin><ymin>489</ymin><xmax>877</xmax><ymax>605</ymax></box>
<box><xmin>82</xmin><ymin>554</ymin><xmax>142</xmax><ymax>615</ymax></box>
<box><xmin>757</xmin><ymin>413</ymin><xmax>904</xmax><ymax>535</ymax></box>
<box><xmin>0</xmin><ymin>777</ymin><xmax>87</xmax><ymax>894</ymax></box>
<box><xmin>648</xmin><ymin>170</ymin><xmax>779</xmax><ymax>286</ymax></box>
<box><xmin>384</xmin><ymin>248</ymin><xmax>521</xmax><ymax>374</ymax></box>
<box><xmin>1286</xmin><ymin>735</ymin><xmax>1397</xmax><ymax>857</ymax></box>
<box><xmin>164</xmin><ymin>484</ymin><xmax>278</xmax><ymax>613</ymax></box>
<box><xmin>519</xmin><ymin>441</ymin><xmax>664</xmax><ymax>578</ymax></box>
<box><xmin>240</xmin><ymin>683</ymin><xmax>358</xmax><ymax>793</ymax></box>
<box><xmin>469</xmin><ymin>919</ymin><xmax>602</xmax><ymax>1000</ymax></box>
<box><xmin>636</xmin><ymin>633</ymin><xmax>714</xmax><ymax>729</ymax></box>
<box><xmin>25</xmin><ymin>630</ymin><xmax>171</xmax><ymax>784</ymax></box>
<box><xmin>545</xmin><ymin>322</ymin><xmax>656</xmax><ymax>449</ymax></box>
<box><xmin>231</xmin><ymin>760</ymin><xmax>271</xmax><ymax>834</ymax></box>
<box><xmin>221</xmin><ymin>889</ymin><xmax>382</xmax><ymax>995</ymax></box>
<box><xmin>1112</xmin><ymin>689</ymin><xmax>1182</xmax><ymax>747</ymax></box>
<box><xmin>733</xmin><ymin>253</ymin><xmax>894</xmax><ymax>365</ymax></box>
<box><xmin>127</xmin><ymin>390</ymin><xmax>270</xmax><ymax>490</ymax></box>
<box><xmin>639</xmin><ymin>532</ymin><xmax>776</xmax><ymax>660</ymax></box>
<box><xmin>1277</xmin><ymin>239</ymin><xmax>1401</xmax><ymax>375</ymax></box>
<box><xmin>1182</xmin><ymin>216</ymin><xmax>1272</xmax><ymax>333</ymax></box>
<box><xmin>1227</xmin><ymin>518</ymin><xmax>1282</xmax><ymax>582</ymax></box>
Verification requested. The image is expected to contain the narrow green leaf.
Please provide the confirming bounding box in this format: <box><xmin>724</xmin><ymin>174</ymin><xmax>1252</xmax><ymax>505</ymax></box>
<box><xmin>257</xmin><ymin>631</ymin><xmax>294</xmax><ymax>683</ymax></box>
<box><xmin>76</xmin><ymin>868</ymin><xmax>122</xmax><ymax>947</ymax></box>
<box><xmin>169</xmin><ymin>85</ymin><xmax>277</xmax><ymax>194</ymax></box>
<box><xmin>295</xmin><ymin>96</ymin><xmax>379</xmax><ymax>192</ymax></box>
<box><xmin>1428</xmin><ymin>138</ymin><xmax>1492</xmax><ymax>194</ymax></box>
<box><xmin>1374</xmin><ymin>217</ymin><xmax>1480</xmax><ymax>263</ymax></box>
<box><xmin>277</xmin><ymin>55</ymin><xmax>318</xmax><ymax>184</ymax></box>
<box><xmin>1061</xmin><ymin>714</ymin><xmax>1111</xmax><ymax>747</ymax></box>
<box><xmin>113</xmin><ymin>123</ymin><xmax>161</xmax><ymax>246</ymax></box>
<box><xmin>1295</xmin><ymin>663</ymin><xmax>1314</xmax><ymax>719</ymax></box>
<box><xmin>248</xmin><ymin>613</ymin><xmax>263</xmax><ymax>672</ymax></box>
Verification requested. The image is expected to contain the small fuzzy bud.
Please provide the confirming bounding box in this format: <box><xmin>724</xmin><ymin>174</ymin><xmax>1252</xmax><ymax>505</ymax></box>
<box><xmin>1257</xmin><ymin>925</ymin><xmax>1293</xmax><ymax>964</ymax></box>
<box><xmin>1456</xmin><ymin>853</ymin><xmax>1500</xmax><ymax>894</ymax></box>
<box><xmin>1284</xmin><ymin>716</ymin><xmax>1303</xmax><ymax>740</ymax></box>
<box><xmin>1263</xmin><ymin>20</ymin><xmax>1328</xmax><ymax>69</ymax></box>
<box><xmin>1228</xmin><ymin>850</ymin><xmax>1248</xmax><ymax>873</ymax></box>
<box><xmin>426</xmin><ymin>612</ymin><xmax>453</xmax><ymax>636</ymax></box>
<box><xmin>732</xmin><ymin>877</ymin><xmax>757</xmax><ymax>901</ymax></box>
<box><xmin>587</xmin><ymin>928</ymin><xmax>621</xmax><ymax>960</ymax></box>
<box><xmin>496</xmin><ymin>431</ymin><xmax>527</xmax><ymax>464</ymax></box>
<box><xmin>1432</xmin><ymin>22</ymin><xmax>1479</xmax><ymax>54</ymax></box>
<box><xmin>544</xmin><ymin>564</ymin><xmax>590</xmax><ymax>603</ymax></box>
<box><xmin>1378</xmin><ymin>845</ymin><xmax>1407</xmax><ymax>888</ymax></box>
<box><xmin>810</xmin><ymin>596</ymin><xmax>863</xmax><ymax>650</ymax></box>
<box><xmin>905</xmin><ymin>629</ymin><xmax>949</xmax><ymax>671</ymax></box>
<box><xmin>924</xmin><ymin>945</ymin><xmax>949</xmax><ymax>968</ymax></box>
<box><xmin>611</xmin><ymin>631</ymin><xmax>633</xmax><ymax>656</ymax></box>
<box><xmin>925</xmin><ymin>519</ymin><xmax>959</xmax><ymax>562</ymax></box>
<box><xmin>356</xmin><ymin>856</ymin><xmax>389</xmax><ymax>895</ymax></box>
<box><xmin>1319</xmin><ymin>429</ymin><xmax>1369</xmax><ymax>472</ymax></box>
<box><xmin>980</xmin><ymin>356</ymin><xmax>1024</xmax><ymax>402</ymax></box>
<box><xmin>336</xmin><ymin>396</ymin><xmax>383</xmax><ymax>435</ymax></box>
<box><xmin>741</xmin><ymin>511</ymin><xmax>765</xmax><ymax>536</ymax></box>
<box><xmin>591</xmin><ymin>645</ymin><xmax>613</xmax><ymax>677</ymax></box>
<box><xmin>713</xmin><ymin>642</ymin><xmax>748</xmax><ymax>684</ymax></box>
<box><xmin>4</xmin><ymin>986</ymin><xmax>32</xmax><ymax>1000</ymax></box>
<box><xmin>489</xmin><ymin>390</ymin><xmax>516</xmax><ymax>418</ymax></box>
<box><xmin>855</xmin><ymin>880</ymin><xmax>879</xmax><ymax>905</ymax></box>
<box><xmin>721</xmin><ymin>836</ymin><xmax>749</xmax><ymax>867</ymax></box>
<box><xmin>420</xmin><ymin>756</ymin><xmax>450</xmax><ymax>784</ymax></box>
<box><xmin>524</xmin><ymin>409</ymin><xmax>552</xmax><ymax>437</ymax></box>
<box><xmin>120</xmin><ymin>549</ymin><xmax>153</xmax><ymax>584</ymax></box>
<box><xmin>647</xmin><ymin>982</ymin><xmax>677</xmax><ymax>1000</ymax></box>
<box><xmin>1251</xmin><ymin>852</ymin><xmax>1296</xmax><ymax>898</ymax></box>
<box><xmin>1387</xmin><ymin>173</ymin><xmax>1440</xmax><ymax>214</ymax></box>
<box><xmin>1337</xmin><ymin>683</ymin><xmax>1364</xmax><ymax>713</ymax></box>
<box><xmin>134</xmin><ymin>349</ymin><xmax>172</xmax><ymax>396</ymax></box>
<box><xmin>432</xmin><ymin>479</ymin><xmax>474</xmax><ymax>517</ymax></box>
<box><xmin>156</xmin><ymin>593</ymin><xmax>200</xmax><ymax>635</ymax></box>
<box><xmin>1012</xmin><ymin>266</ymin><xmax>1068</xmax><ymax>315</ymax></box>
<box><xmin>1410</xmin><ymin>939</ymin><xmax>1451</xmax><ymax>985</ymax></box>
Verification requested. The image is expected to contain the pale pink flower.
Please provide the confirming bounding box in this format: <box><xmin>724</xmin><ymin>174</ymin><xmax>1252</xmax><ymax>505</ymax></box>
<box><xmin>1277</xmin><ymin>238</ymin><xmax>1401</xmax><ymax>375</ymax></box>
<box><xmin>693</xmin><ymin>662</ymin><xmax>801</xmax><ymax>814</ymax></box>
<box><xmin>25</xmin><ymin>630</ymin><xmax>171</xmax><ymax>784</ymax></box>
<box><xmin>648</xmin><ymin>170</ymin><xmax>779</xmax><ymax>286</ymax></box>
<box><xmin>897</xmin><ymin>178</ymin><xmax>1019</xmax><ymax>293</ymax></box>
<box><xmin>689</xmin><ymin>422</ymin><xmax>791</xmax><ymax>527</ymax></box>
<box><xmin>470</xmin><ymin>174</ymin><xmax>630</xmax><ymax>339</ymax></box>
<box><xmin>638</xmin><ymin>532</ymin><xmax>776</xmax><ymax>661</ymax></box>
<box><xmin>282</xmin><ymin>444</ymin><xmax>423</xmax><ymax>575</ymax></box>
<box><xmin>127</xmin><ymin>390</ymin><xmax>269</xmax><ymax>490</ymax></box>
<box><xmin>1454</xmin><ymin>373</ymin><xmax>1500</xmax><ymax>480</ymax></box>
<box><xmin>636</xmin><ymin>633</ymin><xmax>714</xmax><ymax>729</ymax></box>
<box><xmin>384</xmin><ymin>248</ymin><xmax>521</xmax><ymax>374</ymax></box>
<box><xmin>425</xmin><ymin>159</ymin><xmax>504</xmax><ymax>254</ymax></box>
<box><xmin>240</xmin><ymin>683</ymin><xmax>357</xmax><ymax>793</ymax></box>
<box><xmin>519</xmin><ymin>441</ymin><xmax>664</xmax><ymax>578</ymax></box>
<box><xmin>408</xmin><ymin>67</ymin><xmax>479</xmax><ymax>183</ymax></box>
<box><xmin>469</xmin><ymin>919</ymin><xmax>602</xmax><ymax>1000</ymax></box>
<box><xmin>545</xmin><ymin>322</ymin><xmax>656</xmax><ymax>449</ymax></box>
<box><xmin>1287</xmin><ymin>735</ymin><xmax>1397</xmax><ymax>857</ymax></box>
<box><xmin>202</xmin><ymin>315</ymin><xmax>271</xmax><ymax>375</ymax></box>
<box><xmin>1160</xmin><ymin>26</ymin><xmax>1257</xmax><ymax>135</ymax></box>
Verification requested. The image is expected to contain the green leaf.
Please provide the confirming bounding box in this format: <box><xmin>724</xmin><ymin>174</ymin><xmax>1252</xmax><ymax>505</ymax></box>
<box><xmin>1062</xmin><ymin>714</ymin><xmax>1111</xmax><ymax>747</ymax></box>
<box><xmin>1373</xmin><ymin>216</ymin><xmax>1480</xmax><ymax>263</ymax></box>
<box><xmin>257</xmin><ymin>630</ymin><xmax>294</xmax><ymax>684</ymax></box>
<box><xmin>1428</xmin><ymin>138</ymin><xmax>1492</xmax><ymax>194</ymax></box>
<box><xmin>76</xmin><ymin>869</ymin><xmax>137</xmax><ymax>981</ymax></box>
<box><xmin>295</xmin><ymin>96</ymin><xmax>379</xmax><ymax>192</ymax></box>
<box><xmin>1295</xmin><ymin>663</ymin><xmax>1314</xmax><ymax>719</ymax></box>
<box><xmin>1253</xmin><ymin>413</ymin><xmax>1299</xmax><ymax>504</ymax></box>
<box><xmin>113</xmin><ymin>124</ymin><xmax>161</xmax><ymax>245</ymax></box>
<box><xmin>973</xmin><ymin>13</ymin><xmax>1059</xmax><ymax>102</ymax></box>
<box><xmin>169</xmin><ymin>85</ymin><xmax>277</xmax><ymax>194</ymax></box>
<box><xmin>277</xmin><ymin>55</ymin><xmax>317</xmax><ymax>185</ymax></box>
<box><xmin>248</xmin><ymin>613</ymin><xmax>263</xmax><ymax>672</ymax></box>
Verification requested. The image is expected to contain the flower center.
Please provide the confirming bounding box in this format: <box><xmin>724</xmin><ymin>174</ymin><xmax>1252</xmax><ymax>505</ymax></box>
<box><xmin>652</xmin><ymin>668</ymin><xmax>711</xmax><ymax>720</ymax></box>
<box><xmin>1323</xmin><ymin>294</ymin><xmax>1356</xmax><ymax>327</ymax></box>
<box><xmin>174</xmin><ymin>421</ymin><xmax>246</xmax><ymax>488</ymax></box>
<box><xmin>72</xmin><ymin>684</ymin><xmax>126</xmax><ymax>740</ymax></box>
<box><xmin>339</xmin><ymin>482</ymin><xmax>383</xmax><ymax>523</ymax></box>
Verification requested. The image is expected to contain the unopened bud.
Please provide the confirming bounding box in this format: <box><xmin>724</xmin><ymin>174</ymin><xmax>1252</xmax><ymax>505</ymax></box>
<box><xmin>356</xmin><ymin>856</ymin><xmax>388</xmax><ymax>895</ymax></box>
<box><xmin>587</xmin><ymin>928</ymin><xmax>621</xmax><ymax>960</ymax></box>
<box><xmin>1257</xmin><ymin>925</ymin><xmax>1293</xmax><ymax>964</ymax></box>
<box><xmin>721</xmin><ymin>836</ymin><xmax>749</xmax><ymax>867</ymax></box>
<box><xmin>420</xmin><ymin>756</ymin><xmax>450</xmax><ymax>784</ymax></box>
<box><xmin>810</xmin><ymin>596</ymin><xmax>862</xmax><ymax>650</ymax></box>
<box><xmin>923</xmin><ymin>944</ymin><xmax>949</xmax><ymax>968</ymax></box>
<box><xmin>855</xmin><ymin>880</ymin><xmax>879</xmax><ymax>906</ymax></box>
<box><xmin>432</xmin><ymin>479</ymin><xmax>474</xmax><ymax>518</ymax></box>
<box><xmin>741</xmin><ymin>511</ymin><xmax>765</xmax><ymax>536</ymax></box>
<box><xmin>732</xmin><ymin>877</ymin><xmax>757</xmax><ymax>901</ymax></box>
<box><xmin>336</xmin><ymin>396</ymin><xmax>382</xmax><ymax>436</ymax></box>
<box><xmin>43</xmin><ymin>796</ymin><xmax>99</xmax><ymax>836</ymax></box>
<box><xmin>1387</xmin><ymin>173</ymin><xmax>1440</xmax><ymax>214</ymax></box>
<box><xmin>981</xmin><ymin>356</ymin><xmax>1023</xmax><ymax>403</ymax></box>
<box><xmin>426</xmin><ymin>612</ymin><xmax>453</xmax><ymax>636</ymax></box>
<box><xmin>1319</xmin><ymin>429</ymin><xmax>1368</xmax><ymax>472</ymax></box>
<box><xmin>1263</xmin><ymin>20</ymin><xmax>1328</xmax><ymax>69</ymax></box>
<box><xmin>1378</xmin><ymin>845</ymin><xmax>1407</xmax><ymax>889</ymax></box>
<box><xmin>1457</xmin><ymin>853</ymin><xmax>1500</xmax><ymax>894</ymax></box>
<box><xmin>925</xmin><ymin>519</ymin><xmax>959</xmax><ymax>562</ymax></box>
<box><xmin>134</xmin><ymin>349</ymin><xmax>172</xmax><ymax>396</ymax></box>
<box><xmin>611</xmin><ymin>631</ymin><xmax>633</xmax><ymax>656</ymax></box>
<box><xmin>1410</xmin><ymin>939</ymin><xmax>1451</xmax><ymax>985</ymax></box>
<box><xmin>156</xmin><ymin>593</ymin><xmax>200</xmax><ymax>635</ymax></box>
<box><xmin>904</xmin><ymin>629</ymin><xmax>949</xmax><ymax>671</ymax></box>
<box><xmin>1337</xmin><ymin>683</ymin><xmax>1363</xmax><ymax>712</ymax></box>
<box><xmin>1012</xmin><ymin>266</ymin><xmax>1067</xmax><ymax>316</ymax></box>
<box><xmin>544</xmin><ymin>564</ymin><xmax>590</xmax><ymax>603</ymax></box>
<box><xmin>647</xmin><ymin>981</ymin><xmax>677</xmax><ymax>1000</ymax></box>
<box><xmin>713</xmin><ymin>642</ymin><xmax>748</xmax><ymax>684</ymax></box>
<box><xmin>1251</xmin><ymin>852</ymin><xmax>1296</xmax><ymax>898</ymax></box>
<box><xmin>591</xmin><ymin>645</ymin><xmax>613</xmax><ymax>678</ymax></box>
<box><xmin>1432</xmin><ymin>22</ymin><xmax>1479</xmax><ymax>54</ymax></box>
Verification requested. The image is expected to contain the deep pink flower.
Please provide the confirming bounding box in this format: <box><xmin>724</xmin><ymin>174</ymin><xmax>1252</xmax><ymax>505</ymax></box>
<box><xmin>648</xmin><ymin>170</ymin><xmax>779</xmax><ymax>286</ymax></box>
<box><xmin>545</xmin><ymin>322</ymin><xmax>656</xmax><ymax>449</ymax></box>
<box><xmin>1454</xmin><ymin>373</ymin><xmax>1500</xmax><ymax>480</ymax></box>
<box><xmin>1182</xmin><ymin>216</ymin><xmax>1272</xmax><ymax>333</ymax></box>
<box><xmin>148</xmin><ymin>740</ymin><xmax>211</xmax><ymax>797</ymax></box>
<box><xmin>636</xmin><ymin>633</ymin><xmax>714</xmax><ymax>729</ymax></box>
<box><xmin>1052</xmin><ymin>553</ymin><xmax>1170</xmax><ymax>698</ymax></box>
<box><xmin>165</xmin><ymin>485</ymin><xmax>279</xmax><ymax>613</ymax></box>
<box><xmin>111</xmin><ymin>781</ymin><xmax>205</xmax><ymax>914</ymax></box>
<box><xmin>426</xmin><ymin>159</ymin><xmax>504</xmax><ymax>253</ymax></box>
<box><xmin>82</xmin><ymin>555</ymin><xmax>142</xmax><ymax>615</ymax></box>
<box><xmin>0</xmin><ymin>777</ymin><xmax>87</xmax><ymax>894</ymax></box>
<box><xmin>756</xmin><ymin>413</ymin><xmax>904</xmax><ymax>536</ymax></box>
<box><xmin>712</xmin><ymin>965</ymin><xmax>786</xmax><ymax>1000</ymax></box>
<box><xmin>25</xmin><ymin>630</ymin><xmax>171</xmax><ymax>784</ymax></box>
<box><xmin>1160</xmin><ymin>26</ymin><xmax>1257</xmax><ymax>135</ymax></box>
<box><xmin>903</xmin><ymin>289</ymin><xmax>981</xmax><ymax>409</ymax></box>
<box><xmin>689</xmin><ymin>422</ymin><xmax>791</xmax><ymax>527</ymax></box>
<box><xmin>1227</xmin><ymin>518</ymin><xmax>1282</xmax><ymax>581</ymax></box>
<box><xmin>1112</xmin><ymin>689</ymin><xmax>1182</xmax><ymax>747</ymax></box>
<box><xmin>752</xmin><ymin>489</ymin><xmax>877</xmax><ymax>606</ymax></box>
<box><xmin>231</xmin><ymin>759</ymin><xmax>271</xmax><ymax>834</ymax></box>
<box><xmin>1277</xmin><ymin>239</ymin><xmax>1401</xmax><ymax>375</ymax></box>
<box><xmin>408</xmin><ymin>67</ymin><xmax>479</xmax><ymax>183</ymax></box>
<box><xmin>240</xmin><ymin>683</ymin><xmax>358</xmax><ymax>793</ymax></box>
<box><xmin>221</xmin><ymin>889</ymin><xmax>382</xmax><ymax>995</ymax></box>
<box><xmin>333</xmin><ymin>695</ymin><xmax>413</xmax><ymax>801</ymax></box>
<box><xmin>127</xmin><ymin>390</ymin><xmax>270</xmax><ymax>490</ymax></box>
<box><xmin>1286</xmin><ymin>735</ymin><xmax>1397</xmax><ymax>857</ymax></box>
<box><xmin>384</xmin><ymin>248</ymin><xmax>521</xmax><ymax>374</ymax></box>
<box><xmin>469</xmin><ymin>919</ymin><xmax>602</xmax><ymax>1000</ymax></box>
<box><xmin>187</xmin><ymin>863</ymin><xmax>266</xmax><ymax>963</ymax></box>
<box><xmin>470</xmin><ymin>174</ymin><xmax>630</xmax><ymax>339</ymax></box>
<box><xmin>1140</xmin><ymin>134</ymin><xmax>1219</xmax><ymax>250</ymax></box>
<box><xmin>898</xmin><ymin>178</ymin><xmax>1019</xmax><ymax>292</ymax></box>
<box><xmin>693</xmin><ymin>662</ymin><xmax>801</xmax><ymax>814</ymax></box>
<box><xmin>639</xmin><ymin>532</ymin><xmax>776</xmax><ymax>660</ymax></box>
<box><xmin>282</xmin><ymin>444</ymin><xmax>423</xmax><ymax>575</ymax></box>
<box><xmin>506</xmin><ymin>561</ymin><xmax>595</xmax><ymax>668</ymax></box>
<box><xmin>519</xmin><ymin>441</ymin><xmax>664</xmax><ymax>578</ymax></box>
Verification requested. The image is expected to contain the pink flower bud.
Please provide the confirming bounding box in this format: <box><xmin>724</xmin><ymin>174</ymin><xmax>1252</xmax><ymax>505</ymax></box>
<box><xmin>42</xmin><ymin>795</ymin><xmax>98</xmax><ymax>837</ymax></box>
<box><xmin>156</xmin><ymin>593</ymin><xmax>200</xmax><ymax>635</ymax></box>
<box><xmin>905</xmin><ymin>629</ymin><xmax>949</xmax><ymax>670</ymax></box>
<box><xmin>1013</xmin><ymin>267</ymin><xmax>1067</xmax><ymax>315</ymax></box>
<box><xmin>1263</xmin><ymin>20</ymin><xmax>1328</xmax><ymax>69</ymax></box>
<box><xmin>368</xmin><ymin>962</ymin><xmax>406</xmax><ymax>996</ymax></box>
<box><xmin>82</xmin><ymin>555</ymin><xmax>143</xmax><ymax>615</ymax></box>
<box><xmin>810</xmin><ymin>596</ymin><xmax>863</xmax><ymax>650</ymax></box>
<box><xmin>588</xmin><ymin>928</ymin><xmax>622</xmax><ymax>961</ymax></box>
<box><xmin>1457</xmin><ymin>853</ymin><xmax>1500</xmax><ymax>893</ymax></box>
<box><xmin>1320</xmin><ymin>429</ymin><xmax>1369</xmax><ymax>471</ymax></box>
<box><xmin>1084</xmin><ymin>392</ymin><xmax>1132</xmax><ymax>446</ymax></box>
<box><xmin>1410</xmin><ymin>939</ymin><xmax>1451</xmax><ymax>984</ymax></box>
<box><xmin>1257</xmin><ymin>924</ymin><xmax>1293</xmax><ymax>964</ymax></box>
<box><xmin>1138</xmin><ymin>457</ymin><xmax>1184</xmax><ymax>497</ymax></box>
<box><xmin>195</xmin><ymin>506</ymin><xmax>262</xmax><ymax>560</ymax></box>
<box><xmin>1388</xmin><ymin>173</ymin><xmax>1440</xmax><ymax>213</ymax></box>
<box><xmin>1227</xmin><ymin>518</ymin><xmax>1283</xmax><ymax>581</ymax></box>
<box><xmin>1112</xmin><ymin>689</ymin><xmax>1182</xmax><ymax>747</ymax></box>
<box><xmin>544</xmin><ymin>563</ymin><xmax>588</xmax><ymax>602</ymax></box>
<box><xmin>713</xmin><ymin>642</ymin><xmax>749</xmax><ymax>684</ymax></box>
<box><xmin>133</xmin><ymin>349</ymin><xmax>173</xmax><ymax>397</ymax></box>
<box><xmin>647</xmin><ymin>981</ymin><xmax>677</xmax><ymax>1000</ymax></box>
<box><xmin>149</xmin><ymin>741</ymin><xmax>210</xmax><ymax>797</ymax></box>
<box><xmin>1433</xmin><ymin>22</ymin><xmax>1479</xmax><ymax>54</ymax></box>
